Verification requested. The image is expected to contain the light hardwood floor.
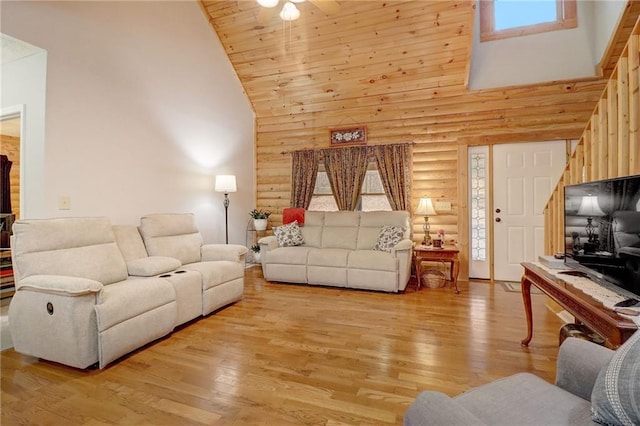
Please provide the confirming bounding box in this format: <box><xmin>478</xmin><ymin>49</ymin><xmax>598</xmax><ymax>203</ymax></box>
<box><xmin>1</xmin><ymin>267</ymin><xmax>564</xmax><ymax>425</ymax></box>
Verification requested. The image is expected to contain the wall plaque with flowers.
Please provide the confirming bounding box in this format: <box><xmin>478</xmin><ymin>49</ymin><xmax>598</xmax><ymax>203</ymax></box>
<box><xmin>329</xmin><ymin>126</ymin><xmax>367</xmax><ymax>146</ymax></box>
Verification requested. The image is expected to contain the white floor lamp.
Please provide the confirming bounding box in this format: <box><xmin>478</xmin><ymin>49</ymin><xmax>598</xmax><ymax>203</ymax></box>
<box><xmin>215</xmin><ymin>175</ymin><xmax>237</xmax><ymax>244</ymax></box>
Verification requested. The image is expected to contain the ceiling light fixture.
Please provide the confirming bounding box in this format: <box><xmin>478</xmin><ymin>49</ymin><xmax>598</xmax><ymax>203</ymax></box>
<box><xmin>279</xmin><ymin>1</ymin><xmax>300</xmax><ymax>21</ymax></box>
<box><xmin>257</xmin><ymin>0</ymin><xmax>279</xmax><ymax>8</ymax></box>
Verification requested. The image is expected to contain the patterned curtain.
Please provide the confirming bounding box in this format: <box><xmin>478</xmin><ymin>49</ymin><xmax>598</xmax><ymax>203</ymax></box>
<box><xmin>372</xmin><ymin>144</ymin><xmax>412</xmax><ymax>211</ymax></box>
<box><xmin>290</xmin><ymin>150</ymin><xmax>321</xmax><ymax>208</ymax></box>
<box><xmin>322</xmin><ymin>146</ymin><xmax>369</xmax><ymax>211</ymax></box>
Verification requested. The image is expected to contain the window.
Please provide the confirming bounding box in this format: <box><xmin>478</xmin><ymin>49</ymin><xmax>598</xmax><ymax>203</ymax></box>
<box><xmin>468</xmin><ymin>145</ymin><xmax>489</xmax><ymax>279</ymax></box>
<box><xmin>480</xmin><ymin>0</ymin><xmax>577</xmax><ymax>42</ymax></box>
<box><xmin>470</xmin><ymin>153</ymin><xmax>487</xmax><ymax>262</ymax></box>
<box><xmin>308</xmin><ymin>164</ymin><xmax>392</xmax><ymax>212</ymax></box>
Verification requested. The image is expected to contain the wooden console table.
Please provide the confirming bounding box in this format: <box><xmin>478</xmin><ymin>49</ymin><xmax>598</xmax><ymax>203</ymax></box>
<box><xmin>413</xmin><ymin>245</ymin><xmax>460</xmax><ymax>294</ymax></box>
<box><xmin>521</xmin><ymin>262</ymin><xmax>637</xmax><ymax>349</ymax></box>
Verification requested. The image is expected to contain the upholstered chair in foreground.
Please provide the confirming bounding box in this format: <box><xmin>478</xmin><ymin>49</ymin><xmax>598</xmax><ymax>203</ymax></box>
<box><xmin>404</xmin><ymin>332</ymin><xmax>640</xmax><ymax>426</ymax></box>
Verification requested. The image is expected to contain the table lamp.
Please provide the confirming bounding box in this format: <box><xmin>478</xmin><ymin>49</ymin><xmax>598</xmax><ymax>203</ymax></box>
<box><xmin>577</xmin><ymin>194</ymin><xmax>604</xmax><ymax>244</ymax></box>
<box><xmin>415</xmin><ymin>197</ymin><xmax>437</xmax><ymax>246</ymax></box>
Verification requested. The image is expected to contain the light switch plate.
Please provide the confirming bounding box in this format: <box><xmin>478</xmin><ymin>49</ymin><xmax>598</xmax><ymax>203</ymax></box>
<box><xmin>59</xmin><ymin>196</ymin><xmax>71</xmax><ymax>210</ymax></box>
<box><xmin>435</xmin><ymin>201</ymin><xmax>451</xmax><ymax>211</ymax></box>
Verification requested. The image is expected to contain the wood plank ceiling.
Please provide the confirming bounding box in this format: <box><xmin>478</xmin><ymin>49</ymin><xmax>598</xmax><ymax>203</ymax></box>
<box><xmin>201</xmin><ymin>0</ymin><xmax>475</xmax><ymax>117</ymax></box>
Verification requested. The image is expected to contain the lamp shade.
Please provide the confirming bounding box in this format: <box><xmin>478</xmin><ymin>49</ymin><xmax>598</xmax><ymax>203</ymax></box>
<box><xmin>215</xmin><ymin>175</ymin><xmax>237</xmax><ymax>193</ymax></box>
<box><xmin>577</xmin><ymin>195</ymin><xmax>604</xmax><ymax>216</ymax></box>
<box><xmin>257</xmin><ymin>0</ymin><xmax>279</xmax><ymax>8</ymax></box>
<box><xmin>280</xmin><ymin>1</ymin><xmax>300</xmax><ymax>20</ymax></box>
<box><xmin>415</xmin><ymin>197</ymin><xmax>436</xmax><ymax>216</ymax></box>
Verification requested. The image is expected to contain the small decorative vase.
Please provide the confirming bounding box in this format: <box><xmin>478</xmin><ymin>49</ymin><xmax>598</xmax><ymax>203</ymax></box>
<box><xmin>253</xmin><ymin>218</ymin><xmax>268</xmax><ymax>231</ymax></box>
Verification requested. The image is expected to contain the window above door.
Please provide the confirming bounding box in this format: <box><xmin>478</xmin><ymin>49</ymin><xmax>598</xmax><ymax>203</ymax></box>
<box><xmin>480</xmin><ymin>0</ymin><xmax>577</xmax><ymax>42</ymax></box>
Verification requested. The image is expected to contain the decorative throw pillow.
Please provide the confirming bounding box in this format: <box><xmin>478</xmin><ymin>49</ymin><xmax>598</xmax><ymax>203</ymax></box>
<box><xmin>274</xmin><ymin>221</ymin><xmax>305</xmax><ymax>247</ymax></box>
<box><xmin>283</xmin><ymin>207</ymin><xmax>305</xmax><ymax>225</ymax></box>
<box><xmin>374</xmin><ymin>225</ymin><xmax>405</xmax><ymax>252</ymax></box>
<box><xmin>591</xmin><ymin>330</ymin><xmax>640</xmax><ymax>426</ymax></box>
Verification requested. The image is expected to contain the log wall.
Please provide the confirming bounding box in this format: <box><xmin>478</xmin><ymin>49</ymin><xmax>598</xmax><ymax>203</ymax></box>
<box><xmin>257</xmin><ymin>79</ymin><xmax>607</xmax><ymax>279</ymax></box>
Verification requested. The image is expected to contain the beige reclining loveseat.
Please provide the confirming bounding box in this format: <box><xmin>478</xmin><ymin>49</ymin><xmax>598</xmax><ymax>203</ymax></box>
<box><xmin>8</xmin><ymin>214</ymin><xmax>246</xmax><ymax>369</ymax></box>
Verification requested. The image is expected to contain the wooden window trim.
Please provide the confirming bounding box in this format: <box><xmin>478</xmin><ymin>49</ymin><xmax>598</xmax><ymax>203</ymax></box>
<box><xmin>480</xmin><ymin>0</ymin><xmax>577</xmax><ymax>43</ymax></box>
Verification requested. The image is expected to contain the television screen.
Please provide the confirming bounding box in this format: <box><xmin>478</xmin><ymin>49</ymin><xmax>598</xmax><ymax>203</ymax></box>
<box><xmin>564</xmin><ymin>174</ymin><xmax>640</xmax><ymax>303</ymax></box>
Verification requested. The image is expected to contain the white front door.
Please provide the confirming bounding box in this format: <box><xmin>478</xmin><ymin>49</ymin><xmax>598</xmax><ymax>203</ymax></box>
<box><xmin>493</xmin><ymin>141</ymin><xmax>566</xmax><ymax>281</ymax></box>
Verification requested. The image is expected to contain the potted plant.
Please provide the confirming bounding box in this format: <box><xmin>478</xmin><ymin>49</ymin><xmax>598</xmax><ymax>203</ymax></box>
<box><xmin>249</xmin><ymin>209</ymin><xmax>271</xmax><ymax>231</ymax></box>
<box><xmin>250</xmin><ymin>244</ymin><xmax>261</xmax><ymax>263</ymax></box>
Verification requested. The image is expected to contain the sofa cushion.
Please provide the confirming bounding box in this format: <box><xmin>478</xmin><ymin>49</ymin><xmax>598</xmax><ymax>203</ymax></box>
<box><xmin>301</xmin><ymin>226</ymin><xmax>323</xmax><ymax>248</ymax></box>
<box><xmin>319</xmin><ymin>212</ymin><xmax>360</xmax><ymax>250</ymax></box>
<box><xmin>348</xmin><ymin>250</ymin><xmax>397</xmax><ymax>271</ymax></box>
<box><xmin>456</xmin><ymin>372</ymin><xmax>594</xmax><ymax>425</ymax></box>
<box><xmin>356</xmin><ymin>226</ymin><xmax>381</xmax><ymax>250</ymax></box>
<box><xmin>274</xmin><ymin>221</ymin><xmax>305</xmax><ymax>247</ymax></box>
<box><xmin>358</xmin><ymin>211</ymin><xmax>410</xmax><ymax>250</ymax></box>
<box><xmin>374</xmin><ymin>225</ymin><xmax>406</xmax><ymax>252</ymax></box>
<box><xmin>126</xmin><ymin>256</ymin><xmax>181</xmax><ymax>277</ymax></box>
<box><xmin>322</xmin><ymin>211</ymin><xmax>360</xmax><ymax>250</ymax></box>
<box><xmin>591</xmin><ymin>330</ymin><xmax>640</xmax><ymax>426</ymax></box>
<box><xmin>360</xmin><ymin>211</ymin><xmax>410</xmax><ymax>229</ymax></box>
<box><xmin>322</xmin><ymin>226</ymin><xmax>358</xmax><ymax>250</ymax></box>
<box><xmin>95</xmin><ymin>277</ymin><xmax>176</xmax><ymax>332</ymax></box>
<box><xmin>307</xmin><ymin>248</ymin><xmax>349</xmax><ymax>267</ymax></box>
<box><xmin>181</xmin><ymin>260</ymin><xmax>244</xmax><ymax>291</ymax></box>
<box><xmin>12</xmin><ymin>217</ymin><xmax>128</xmax><ymax>285</ymax></box>
<box><xmin>301</xmin><ymin>211</ymin><xmax>325</xmax><ymax>247</ymax></box>
<box><xmin>265</xmin><ymin>246</ymin><xmax>313</xmax><ymax>265</ymax></box>
<box><xmin>139</xmin><ymin>214</ymin><xmax>203</xmax><ymax>265</ymax></box>
<box><xmin>112</xmin><ymin>225</ymin><xmax>148</xmax><ymax>262</ymax></box>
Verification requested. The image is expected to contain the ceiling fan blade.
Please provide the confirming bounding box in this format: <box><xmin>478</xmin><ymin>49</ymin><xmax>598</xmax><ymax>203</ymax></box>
<box><xmin>309</xmin><ymin>0</ymin><xmax>340</xmax><ymax>15</ymax></box>
<box><xmin>257</xmin><ymin>6</ymin><xmax>276</xmax><ymax>24</ymax></box>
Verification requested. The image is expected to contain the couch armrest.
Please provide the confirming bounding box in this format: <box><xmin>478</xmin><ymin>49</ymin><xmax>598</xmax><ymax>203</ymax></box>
<box><xmin>258</xmin><ymin>236</ymin><xmax>279</xmax><ymax>252</ymax></box>
<box><xmin>201</xmin><ymin>244</ymin><xmax>248</xmax><ymax>263</ymax></box>
<box><xmin>391</xmin><ymin>238</ymin><xmax>413</xmax><ymax>254</ymax></box>
<box><xmin>16</xmin><ymin>275</ymin><xmax>103</xmax><ymax>296</ymax></box>
<box><xmin>404</xmin><ymin>391</ymin><xmax>487</xmax><ymax>426</ymax></box>
<box><xmin>555</xmin><ymin>337</ymin><xmax>614</xmax><ymax>401</ymax></box>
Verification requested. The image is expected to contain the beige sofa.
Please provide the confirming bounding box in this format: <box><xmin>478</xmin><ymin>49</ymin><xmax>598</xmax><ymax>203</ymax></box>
<box><xmin>258</xmin><ymin>211</ymin><xmax>412</xmax><ymax>292</ymax></box>
<box><xmin>8</xmin><ymin>214</ymin><xmax>246</xmax><ymax>369</ymax></box>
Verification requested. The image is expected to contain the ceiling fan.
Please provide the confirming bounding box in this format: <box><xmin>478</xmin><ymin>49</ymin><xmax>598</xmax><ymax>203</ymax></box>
<box><xmin>256</xmin><ymin>0</ymin><xmax>340</xmax><ymax>24</ymax></box>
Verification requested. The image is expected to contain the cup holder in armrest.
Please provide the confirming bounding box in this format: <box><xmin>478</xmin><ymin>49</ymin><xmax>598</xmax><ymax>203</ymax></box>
<box><xmin>175</xmin><ymin>270</ymin><xmax>187</xmax><ymax>274</ymax></box>
<box><xmin>159</xmin><ymin>274</ymin><xmax>172</xmax><ymax>278</ymax></box>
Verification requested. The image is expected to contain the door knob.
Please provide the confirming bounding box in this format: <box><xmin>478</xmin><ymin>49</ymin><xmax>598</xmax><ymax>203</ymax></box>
<box><xmin>495</xmin><ymin>218</ymin><xmax>501</xmax><ymax>223</ymax></box>
<box><xmin>495</xmin><ymin>208</ymin><xmax>501</xmax><ymax>213</ymax></box>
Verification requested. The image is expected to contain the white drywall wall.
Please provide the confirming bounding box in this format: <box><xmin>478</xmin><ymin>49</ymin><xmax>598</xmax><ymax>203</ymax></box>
<box><xmin>469</xmin><ymin>1</ymin><xmax>625</xmax><ymax>90</ymax></box>
<box><xmin>1</xmin><ymin>1</ymin><xmax>255</xmax><ymax>244</ymax></box>
<box><xmin>591</xmin><ymin>1</ymin><xmax>626</xmax><ymax>67</ymax></box>
<box><xmin>1</xmin><ymin>49</ymin><xmax>47</xmax><ymax>219</ymax></box>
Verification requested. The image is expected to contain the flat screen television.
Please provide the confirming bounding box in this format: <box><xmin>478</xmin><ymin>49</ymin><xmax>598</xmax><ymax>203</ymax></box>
<box><xmin>564</xmin><ymin>174</ymin><xmax>640</xmax><ymax>306</ymax></box>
